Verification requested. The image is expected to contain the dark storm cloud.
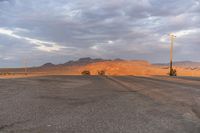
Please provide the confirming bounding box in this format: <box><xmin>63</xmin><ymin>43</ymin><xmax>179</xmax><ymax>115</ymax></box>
<box><xmin>0</xmin><ymin>0</ymin><xmax>200</xmax><ymax>67</ymax></box>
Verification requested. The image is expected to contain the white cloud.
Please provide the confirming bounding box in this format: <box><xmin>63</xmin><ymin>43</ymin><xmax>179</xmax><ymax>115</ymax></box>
<box><xmin>174</xmin><ymin>29</ymin><xmax>200</xmax><ymax>37</ymax></box>
<box><xmin>0</xmin><ymin>28</ymin><xmax>66</xmax><ymax>52</ymax></box>
<box><xmin>160</xmin><ymin>28</ymin><xmax>200</xmax><ymax>43</ymax></box>
<box><xmin>90</xmin><ymin>45</ymin><xmax>99</xmax><ymax>50</ymax></box>
<box><xmin>108</xmin><ymin>40</ymin><xmax>114</xmax><ymax>44</ymax></box>
<box><xmin>3</xmin><ymin>56</ymin><xmax>15</xmax><ymax>60</ymax></box>
<box><xmin>160</xmin><ymin>35</ymin><xmax>168</xmax><ymax>43</ymax></box>
<box><xmin>90</xmin><ymin>40</ymin><xmax>115</xmax><ymax>50</ymax></box>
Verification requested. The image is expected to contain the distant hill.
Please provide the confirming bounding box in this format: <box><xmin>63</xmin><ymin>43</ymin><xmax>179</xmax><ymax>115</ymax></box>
<box><xmin>154</xmin><ymin>61</ymin><xmax>200</xmax><ymax>68</ymax></box>
<box><xmin>40</xmin><ymin>57</ymin><xmax>113</xmax><ymax>68</ymax></box>
<box><xmin>41</xmin><ymin>63</ymin><xmax>56</xmax><ymax>68</ymax></box>
<box><xmin>40</xmin><ymin>58</ymin><xmax>199</xmax><ymax>69</ymax></box>
<box><xmin>61</xmin><ymin>57</ymin><xmax>111</xmax><ymax>66</ymax></box>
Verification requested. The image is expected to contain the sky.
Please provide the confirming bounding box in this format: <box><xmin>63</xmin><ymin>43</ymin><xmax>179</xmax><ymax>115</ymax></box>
<box><xmin>0</xmin><ymin>0</ymin><xmax>200</xmax><ymax>67</ymax></box>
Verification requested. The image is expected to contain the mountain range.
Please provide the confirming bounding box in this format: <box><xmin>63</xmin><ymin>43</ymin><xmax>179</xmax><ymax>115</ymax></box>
<box><xmin>41</xmin><ymin>57</ymin><xmax>200</xmax><ymax>69</ymax></box>
<box><xmin>41</xmin><ymin>57</ymin><xmax>114</xmax><ymax>68</ymax></box>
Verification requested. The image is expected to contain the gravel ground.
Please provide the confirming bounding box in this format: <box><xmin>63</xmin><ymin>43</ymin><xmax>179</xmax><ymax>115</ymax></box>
<box><xmin>0</xmin><ymin>75</ymin><xmax>200</xmax><ymax>133</ymax></box>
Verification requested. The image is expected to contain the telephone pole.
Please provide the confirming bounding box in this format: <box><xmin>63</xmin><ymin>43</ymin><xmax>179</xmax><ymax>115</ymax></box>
<box><xmin>169</xmin><ymin>34</ymin><xmax>176</xmax><ymax>76</ymax></box>
<box><xmin>23</xmin><ymin>58</ymin><xmax>28</xmax><ymax>75</ymax></box>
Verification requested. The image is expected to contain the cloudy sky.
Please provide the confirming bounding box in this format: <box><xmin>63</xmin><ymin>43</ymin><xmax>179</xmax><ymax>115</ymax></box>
<box><xmin>0</xmin><ymin>0</ymin><xmax>200</xmax><ymax>67</ymax></box>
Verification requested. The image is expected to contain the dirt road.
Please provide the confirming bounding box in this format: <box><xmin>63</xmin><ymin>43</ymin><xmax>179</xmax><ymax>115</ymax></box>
<box><xmin>0</xmin><ymin>76</ymin><xmax>200</xmax><ymax>133</ymax></box>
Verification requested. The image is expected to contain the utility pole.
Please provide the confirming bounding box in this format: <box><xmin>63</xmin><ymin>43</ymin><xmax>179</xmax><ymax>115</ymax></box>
<box><xmin>23</xmin><ymin>58</ymin><xmax>28</xmax><ymax>75</ymax></box>
<box><xmin>169</xmin><ymin>34</ymin><xmax>176</xmax><ymax>76</ymax></box>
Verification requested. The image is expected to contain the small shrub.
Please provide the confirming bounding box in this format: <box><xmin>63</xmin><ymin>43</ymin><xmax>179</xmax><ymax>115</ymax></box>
<box><xmin>98</xmin><ymin>70</ymin><xmax>106</xmax><ymax>76</ymax></box>
<box><xmin>81</xmin><ymin>70</ymin><xmax>91</xmax><ymax>75</ymax></box>
<box><xmin>169</xmin><ymin>69</ymin><xmax>177</xmax><ymax>76</ymax></box>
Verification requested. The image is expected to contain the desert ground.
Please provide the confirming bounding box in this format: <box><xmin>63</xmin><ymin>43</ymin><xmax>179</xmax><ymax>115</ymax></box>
<box><xmin>1</xmin><ymin>60</ymin><xmax>200</xmax><ymax>78</ymax></box>
<box><xmin>0</xmin><ymin>75</ymin><xmax>200</xmax><ymax>133</ymax></box>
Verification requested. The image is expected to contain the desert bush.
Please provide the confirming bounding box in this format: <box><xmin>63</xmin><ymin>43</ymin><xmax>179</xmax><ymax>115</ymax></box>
<box><xmin>97</xmin><ymin>70</ymin><xmax>106</xmax><ymax>76</ymax></box>
<box><xmin>169</xmin><ymin>69</ymin><xmax>177</xmax><ymax>76</ymax></box>
<box><xmin>81</xmin><ymin>70</ymin><xmax>91</xmax><ymax>75</ymax></box>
